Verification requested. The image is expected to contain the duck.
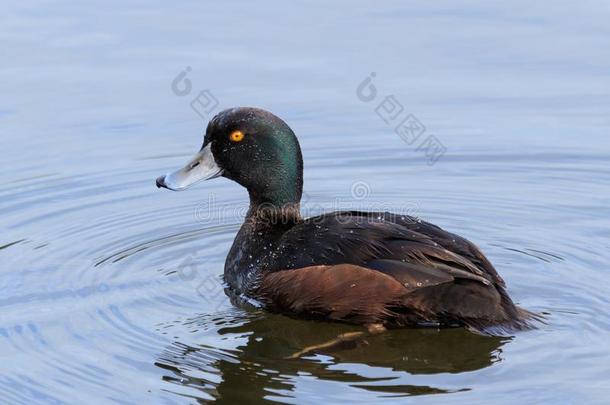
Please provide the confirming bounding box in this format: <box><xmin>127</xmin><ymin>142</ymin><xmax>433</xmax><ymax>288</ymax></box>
<box><xmin>156</xmin><ymin>107</ymin><xmax>537</xmax><ymax>340</ymax></box>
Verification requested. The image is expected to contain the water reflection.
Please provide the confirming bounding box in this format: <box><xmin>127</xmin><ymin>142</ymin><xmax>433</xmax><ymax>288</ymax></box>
<box><xmin>155</xmin><ymin>312</ymin><xmax>509</xmax><ymax>402</ymax></box>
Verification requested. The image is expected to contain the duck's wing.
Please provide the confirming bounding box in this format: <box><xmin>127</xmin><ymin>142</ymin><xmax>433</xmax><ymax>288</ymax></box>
<box><xmin>373</xmin><ymin>211</ymin><xmax>506</xmax><ymax>287</ymax></box>
<box><xmin>269</xmin><ymin>211</ymin><xmax>502</xmax><ymax>287</ymax></box>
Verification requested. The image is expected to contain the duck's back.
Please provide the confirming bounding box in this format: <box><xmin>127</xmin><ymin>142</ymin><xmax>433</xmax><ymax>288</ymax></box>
<box><xmin>256</xmin><ymin>211</ymin><xmax>535</xmax><ymax>334</ymax></box>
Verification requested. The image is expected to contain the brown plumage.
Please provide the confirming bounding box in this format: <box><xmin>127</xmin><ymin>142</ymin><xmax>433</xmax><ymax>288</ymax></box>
<box><xmin>257</xmin><ymin>264</ymin><xmax>406</xmax><ymax>324</ymax></box>
<box><xmin>257</xmin><ymin>259</ymin><xmax>537</xmax><ymax>335</ymax></box>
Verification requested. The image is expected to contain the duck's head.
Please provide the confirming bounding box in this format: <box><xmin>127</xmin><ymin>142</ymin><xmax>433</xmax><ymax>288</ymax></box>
<box><xmin>156</xmin><ymin>107</ymin><xmax>303</xmax><ymax>207</ymax></box>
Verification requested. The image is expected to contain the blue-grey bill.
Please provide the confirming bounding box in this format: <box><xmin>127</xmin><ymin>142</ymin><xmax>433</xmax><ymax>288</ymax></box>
<box><xmin>156</xmin><ymin>144</ymin><xmax>222</xmax><ymax>191</ymax></box>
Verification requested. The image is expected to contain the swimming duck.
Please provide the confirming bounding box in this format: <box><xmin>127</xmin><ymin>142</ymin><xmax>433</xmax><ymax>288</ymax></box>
<box><xmin>156</xmin><ymin>107</ymin><xmax>536</xmax><ymax>338</ymax></box>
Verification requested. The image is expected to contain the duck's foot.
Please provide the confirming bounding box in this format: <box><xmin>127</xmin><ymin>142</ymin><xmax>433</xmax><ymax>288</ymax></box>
<box><xmin>286</xmin><ymin>324</ymin><xmax>386</xmax><ymax>359</ymax></box>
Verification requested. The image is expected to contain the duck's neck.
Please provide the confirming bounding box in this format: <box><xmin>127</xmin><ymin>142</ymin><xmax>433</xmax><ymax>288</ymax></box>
<box><xmin>245</xmin><ymin>162</ymin><xmax>303</xmax><ymax>221</ymax></box>
<box><xmin>246</xmin><ymin>201</ymin><xmax>302</xmax><ymax>225</ymax></box>
<box><xmin>225</xmin><ymin>197</ymin><xmax>302</xmax><ymax>295</ymax></box>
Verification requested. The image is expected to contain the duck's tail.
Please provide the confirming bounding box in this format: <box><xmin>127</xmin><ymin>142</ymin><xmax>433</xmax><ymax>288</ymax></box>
<box><xmin>465</xmin><ymin>306</ymin><xmax>546</xmax><ymax>337</ymax></box>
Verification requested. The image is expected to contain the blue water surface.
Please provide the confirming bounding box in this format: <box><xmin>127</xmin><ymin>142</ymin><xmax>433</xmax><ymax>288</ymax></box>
<box><xmin>1</xmin><ymin>1</ymin><xmax>610</xmax><ymax>403</ymax></box>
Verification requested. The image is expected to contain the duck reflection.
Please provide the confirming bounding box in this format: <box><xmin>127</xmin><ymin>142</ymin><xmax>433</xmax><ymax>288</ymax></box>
<box><xmin>155</xmin><ymin>311</ymin><xmax>509</xmax><ymax>402</ymax></box>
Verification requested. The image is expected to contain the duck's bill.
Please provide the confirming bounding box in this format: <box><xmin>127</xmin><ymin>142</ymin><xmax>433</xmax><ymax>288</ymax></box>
<box><xmin>156</xmin><ymin>144</ymin><xmax>223</xmax><ymax>191</ymax></box>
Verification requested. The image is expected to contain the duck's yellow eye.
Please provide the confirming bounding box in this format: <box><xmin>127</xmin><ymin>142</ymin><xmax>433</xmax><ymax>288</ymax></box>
<box><xmin>229</xmin><ymin>130</ymin><xmax>245</xmax><ymax>142</ymax></box>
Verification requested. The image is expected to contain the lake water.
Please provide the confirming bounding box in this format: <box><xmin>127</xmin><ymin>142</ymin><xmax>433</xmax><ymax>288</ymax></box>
<box><xmin>2</xmin><ymin>1</ymin><xmax>610</xmax><ymax>403</ymax></box>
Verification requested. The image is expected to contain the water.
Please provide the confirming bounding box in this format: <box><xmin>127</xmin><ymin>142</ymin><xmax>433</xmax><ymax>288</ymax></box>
<box><xmin>2</xmin><ymin>1</ymin><xmax>610</xmax><ymax>403</ymax></box>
